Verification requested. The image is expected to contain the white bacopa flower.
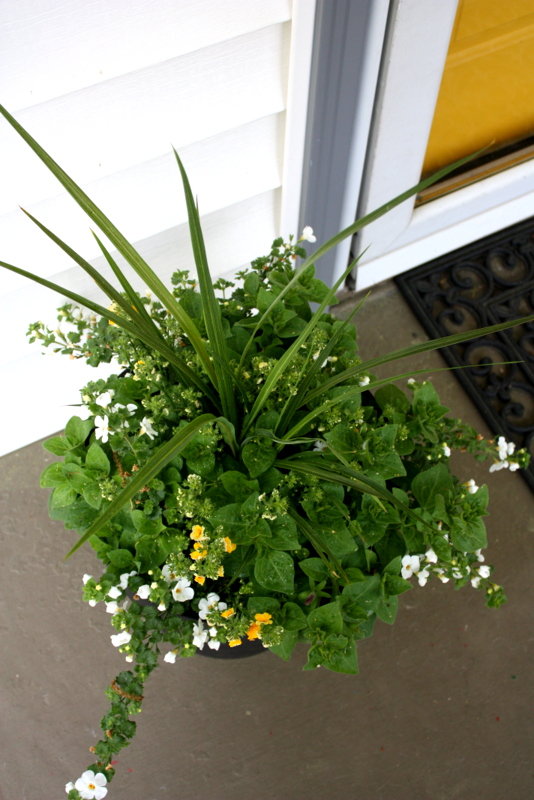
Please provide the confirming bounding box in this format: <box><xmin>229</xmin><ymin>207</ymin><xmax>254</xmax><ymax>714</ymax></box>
<box><xmin>478</xmin><ymin>565</ymin><xmax>491</xmax><ymax>578</ymax></box>
<box><xmin>139</xmin><ymin>416</ymin><xmax>157</xmax><ymax>439</ymax></box>
<box><xmin>107</xmin><ymin>585</ymin><xmax>122</xmax><ymax>600</ymax></box>
<box><xmin>425</xmin><ymin>548</ymin><xmax>438</xmax><ymax>564</ymax></box>
<box><xmin>94</xmin><ymin>414</ymin><xmax>110</xmax><ymax>444</ymax></box>
<box><xmin>172</xmin><ymin>578</ymin><xmax>195</xmax><ymax>603</ymax></box>
<box><xmin>111</xmin><ymin>402</ymin><xmax>137</xmax><ymax>416</ymax></box>
<box><xmin>509</xmin><ymin>461</ymin><xmax>520</xmax><ymax>472</ymax></box>
<box><xmin>65</xmin><ymin>781</ymin><xmax>75</xmax><ymax>793</ymax></box>
<box><xmin>489</xmin><ymin>460</ymin><xmax>507</xmax><ymax>472</ymax></box>
<box><xmin>358</xmin><ymin>376</ymin><xmax>370</xmax><ymax>387</ymax></box>
<box><xmin>105</xmin><ymin>601</ymin><xmax>119</xmax><ymax>615</ymax></box>
<box><xmin>471</xmin><ymin>575</ymin><xmax>482</xmax><ymax>588</ymax></box>
<box><xmin>158</xmin><ymin>602</ymin><xmax>166</xmax><ymax>612</ymax></box>
<box><xmin>74</xmin><ymin>770</ymin><xmax>108</xmax><ymax>799</ymax></box>
<box><xmin>433</xmin><ymin>567</ymin><xmax>450</xmax><ymax>583</ymax></box>
<box><xmin>136</xmin><ymin>584</ymin><xmax>151</xmax><ymax>600</ymax></box>
<box><xmin>110</xmin><ymin>631</ymin><xmax>131</xmax><ymax>648</ymax></box>
<box><xmin>301</xmin><ymin>225</ymin><xmax>316</xmax><ymax>242</ymax></box>
<box><xmin>198</xmin><ymin>592</ymin><xmax>227</xmax><ymax>619</ymax></box>
<box><xmin>417</xmin><ymin>568</ymin><xmax>430</xmax><ymax>587</ymax></box>
<box><xmin>82</xmin><ymin>574</ymin><xmax>92</xmax><ymax>585</ymax></box>
<box><xmin>207</xmin><ymin>637</ymin><xmax>221</xmax><ymax>650</ymax></box>
<box><xmin>125</xmin><ymin>654</ymin><xmax>134</xmax><ymax>662</ymax></box>
<box><xmin>95</xmin><ymin>390</ymin><xmax>114</xmax><ymax>408</ymax></box>
<box><xmin>119</xmin><ymin>570</ymin><xmax>137</xmax><ymax>590</ymax></box>
<box><xmin>193</xmin><ymin>620</ymin><xmax>209</xmax><ymax>649</ymax></box>
<box><xmin>313</xmin><ymin>440</ymin><xmax>327</xmax><ymax>452</ymax></box>
<box><xmin>88</xmin><ymin>599</ymin><xmax>98</xmax><ymax>607</ymax></box>
<box><xmin>497</xmin><ymin>436</ymin><xmax>508</xmax><ymax>460</ymax></box>
<box><xmin>401</xmin><ymin>555</ymin><xmax>420</xmax><ymax>580</ymax></box>
<box><xmin>463</xmin><ymin>479</ymin><xmax>479</xmax><ymax>494</ymax></box>
<box><xmin>442</xmin><ymin>443</ymin><xmax>451</xmax><ymax>457</ymax></box>
<box><xmin>475</xmin><ymin>549</ymin><xmax>485</xmax><ymax>563</ymax></box>
<box><xmin>162</xmin><ymin>564</ymin><xmax>180</xmax><ymax>583</ymax></box>
<box><xmin>164</xmin><ymin>650</ymin><xmax>177</xmax><ymax>664</ymax></box>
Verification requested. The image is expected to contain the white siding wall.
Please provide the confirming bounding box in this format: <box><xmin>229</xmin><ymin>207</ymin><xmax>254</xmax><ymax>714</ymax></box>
<box><xmin>0</xmin><ymin>0</ymin><xmax>315</xmax><ymax>456</ymax></box>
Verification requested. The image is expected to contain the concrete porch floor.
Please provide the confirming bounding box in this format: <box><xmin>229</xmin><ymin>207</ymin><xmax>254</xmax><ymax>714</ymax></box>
<box><xmin>1</xmin><ymin>279</ymin><xmax>532</xmax><ymax>800</ymax></box>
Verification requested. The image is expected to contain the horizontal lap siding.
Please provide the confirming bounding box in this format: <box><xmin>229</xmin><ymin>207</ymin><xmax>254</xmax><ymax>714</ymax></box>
<box><xmin>0</xmin><ymin>0</ymin><xmax>293</xmax><ymax>455</ymax></box>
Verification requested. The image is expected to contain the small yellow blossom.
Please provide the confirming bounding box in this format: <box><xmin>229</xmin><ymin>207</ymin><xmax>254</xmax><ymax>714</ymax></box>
<box><xmin>246</xmin><ymin>622</ymin><xmax>261</xmax><ymax>640</ymax></box>
<box><xmin>254</xmin><ymin>612</ymin><xmax>273</xmax><ymax>625</ymax></box>
<box><xmin>217</xmin><ymin>566</ymin><xmax>224</xmax><ymax>577</ymax></box>
<box><xmin>194</xmin><ymin>575</ymin><xmax>206</xmax><ymax>585</ymax></box>
<box><xmin>228</xmin><ymin>639</ymin><xmax>242</xmax><ymax>647</ymax></box>
<box><xmin>193</xmin><ymin>542</ymin><xmax>205</xmax><ymax>551</ymax></box>
<box><xmin>191</xmin><ymin>525</ymin><xmax>206</xmax><ymax>541</ymax></box>
<box><xmin>221</xmin><ymin>608</ymin><xmax>235</xmax><ymax>619</ymax></box>
<box><xmin>224</xmin><ymin>537</ymin><xmax>237</xmax><ymax>553</ymax></box>
<box><xmin>190</xmin><ymin>549</ymin><xmax>207</xmax><ymax>561</ymax></box>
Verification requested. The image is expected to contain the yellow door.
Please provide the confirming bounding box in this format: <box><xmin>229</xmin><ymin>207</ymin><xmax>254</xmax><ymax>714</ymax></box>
<box><xmin>422</xmin><ymin>0</ymin><xmax>534</xmax><ymax>178</ymax></box>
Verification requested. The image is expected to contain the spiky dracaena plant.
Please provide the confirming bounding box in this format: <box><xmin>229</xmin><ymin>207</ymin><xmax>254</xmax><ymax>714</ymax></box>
<box><xmin>0</xmin><ymin>105</ymin><xmax>530</xmax><ymax>799</ymax></box>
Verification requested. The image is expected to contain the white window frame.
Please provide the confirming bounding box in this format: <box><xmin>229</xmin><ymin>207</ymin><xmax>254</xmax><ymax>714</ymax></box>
<box><xmin>352</xmin><ymin>0</ymin><xmax>534</xmax><ymax>291</ymax></box>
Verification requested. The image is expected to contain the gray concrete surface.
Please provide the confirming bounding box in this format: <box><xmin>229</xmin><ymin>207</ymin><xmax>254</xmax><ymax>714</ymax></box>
<box><xmin>1</xmin><ymin>279</ymin><xmax>533</xmax><ymax>800</ymax></box>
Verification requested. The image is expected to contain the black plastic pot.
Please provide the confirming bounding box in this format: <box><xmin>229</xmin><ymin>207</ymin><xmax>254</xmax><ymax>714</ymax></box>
<box><xmin>125</xmin><ymin>590</ymin><xmax>266</xmax><ymax>659</ymax></box>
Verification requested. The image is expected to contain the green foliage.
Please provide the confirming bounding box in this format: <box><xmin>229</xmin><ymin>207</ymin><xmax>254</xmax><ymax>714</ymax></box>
<box><xmin>2</xmin><ymin>104</ymin><xmax>527</xmax><ymax>795</ymax></box>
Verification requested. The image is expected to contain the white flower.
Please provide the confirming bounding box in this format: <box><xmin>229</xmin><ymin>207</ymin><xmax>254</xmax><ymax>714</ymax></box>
<box><xmin>313</xmin><ymin>440</ymin><xmax>327</xmax><ymax>452</ymax></box>
<box><xmin>452</xmin><ymin>568</ymin><xmax>464</xmax><ymax>579</ymax></box>
<box><xmin>433</xmin><ymin>567</ymin><xmax>450</xmax><ymax>583</ymax></box>
<box><xmin>158</xmin><ymin>602</ymin><xmax>166</xmax><ymax>612</ymax></box>
<box><xmin>162</xmin><ymin>564</ymin><xmax>180</xmax><ymax>583</ymax></box>
<box><xmin>471</xmin><ymin>575</ymin><xmax>482</xmax><ymax>588</ymax></box>
<box><xmin>198</xmin><ymin>592</ymin><xmax>227</xmax><ymax>619</ymax></box>
<box><xmin>489</xmin><ymin>460</ymin><xmax>507</xmax><ymax>472</ymax></box>
<box><xmin>463</xmin><ymin>479</ymin><xmax>479</xmax><ymax>494</ymax></box>
<box><xmin>107</xmin><ymin>586</ymin><xmax>122</xmax><ymax>600</ymax></box>
<box><xmin>125</xmin><ymin>654</ymin><xmax>134</xmax><ymax>662</ymax></box>
<box><xmin>509</xmin><ymin>461</ymin><xmax>520</xmax><ymax>472</ymax></box>
<box><xmin>88</xmin><ymin>599</ymin><xmax>98</xmax><ymax>607</ymax></box>
<box><xmin>110</xmin><ymin>631</ymin><xmax>131</xmax><ymax>648</ymax></box>
<box><xmin>111</xmin><ymin>402</ymin><xmax>137</xmax><ymax>415</ymax></box>
<box><xmin>301</xmin><ymin>225</ymin><xmax>316</xmax><ymax>242</ymax></box>
<box><xmin>105</xmin><ymin>601</ymin><xmax>119</xmax><ymax>615</ymax></box>
<box><xmin>164</xmin><ymin>650</ymin><xmax>177</xmax><ymax>664</ymax></box>
<box><xmin>358</xmin><ymin>376</ymin><xmax>370</xmax><ymax>387</ymax></box>
<box><xmin>65</xmin><ymin>782</ymin><xmax>75</xmax><ymax>793</ymax></box>
<box><xmin>193</xmin><ymin>620</ymin><xmax>209</xmax><ymax>649</ymax></box>
<box><xmin>139</xmin><ymin>416</ymin><xmax>157</xmax><ymax>439</ymax></box>
<box><xmin>417</xmin><ymin>568</ymin><xmax>430</xmax><ymax>586</ymax></box>
<box><xmin>478</xmin><ymin>565</ymin><xmax>491</xmax><ymax>578</ymax></box>
<box><xmin>425</xmin><ymin>548</ymin><xmax>438</xmax><ymax>564</ymax></box>
<box><xmin>475</xmin><ymin>549</ymin><xmax>485</xmax><ymax>563</ymax></box>
<box><xmin>407</xmin><ymin>378</ymin><xmax>416</xmax><ymax>386</ymax></box>
<box><xmin>401</xmin><ymin>555</ymin><xmax>420</xmax><ymax>580</ymax></box>
<box><xmin>118</xmin><ymin>571</ymin><xmax>136</xmax><ymax>590</ymax></box>
<box><xmin>172</xmin><ymin>578</ymin><xmax>195</xmax><ymax>603</ymax></box>
<box><xmin>82</xmin><ymin>574</ymin><xmax>92</xmax><ymax>585</ymax></box>
<box><xmin>442</xmin><ymin>443</ymin><xmax>451</xmax><ymax>457</ymax></box>
<box><xmin>94</xmin><ymin>414</ymin><xmax>110</xmax><ymax>443</ymax></box>
<box><xmin>95</xmin><ymin>390</ymin><xmax>114</xmax><ymax>408</ymax></box>
<box><xmin>74</xmin><ymin>770</ymin><xmax>108</xmax><ymax>800</ymax></box>
<box><xmin>497</xmin><ymin>436</ymin><xmax>508</xmax><ymax>460</ymax></box>
<box><xmin>136</xmin><ymin>584</ymin><xmax>151</xmax><ymax>600</ymax></box>
<box><xmin>207</xmin><ymin>638</ymin><xmax>221</xmax><ymax>650</ymax></box>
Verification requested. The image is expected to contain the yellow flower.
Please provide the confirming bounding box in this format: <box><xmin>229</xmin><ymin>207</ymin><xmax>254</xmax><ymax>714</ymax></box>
<box><xmin>246</xmin><ymin>622</ymin><xmax>261</xmax><ymax>640</ymax></box>
<box><xmin>228</xmin><ymin>639</ymin><xmax>242</xmax><ymax>647</ymax></box>
<box><xmin>217</xmin><ymin>566</ymin><xmax>224</xmax><ymax>577</ymax></box>
<box><xmin>191</xmin><ymin>525</ymin><xmax>205</xmax><ymax>541</ymax></box>
<box><xmin>221</xmin><ymin>607</ymin><xmax>235</xmax><ymax>618</ymax></box>
<box><xmin>224</xmin><ymin>537</ymin><xmax>237</xmax><ymax>553</ymax></box>
<box><xmin>194</xmin><ymin>575</ymin><xmax>206</xmax><ymax>585</ymax></box>
<box><xmin>193</xmin><ymin>542</ymin><xmax>205</xmax><ymax>551</ymax></box>
<box><xmin>190</xmin><ymin>549</ymin><xmax>207</xmax><ymax>561</ymax></box>
<box><xmin>254</xmin><ymin>612</ymin><xmax>273</xmax><ymax>625</ymax></box>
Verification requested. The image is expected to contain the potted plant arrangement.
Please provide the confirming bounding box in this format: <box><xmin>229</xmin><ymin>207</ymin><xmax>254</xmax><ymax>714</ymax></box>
<box><xmin>0</xmin><ymin>104</ymin><xmax>530</xmax><ymax>800</ymax></box>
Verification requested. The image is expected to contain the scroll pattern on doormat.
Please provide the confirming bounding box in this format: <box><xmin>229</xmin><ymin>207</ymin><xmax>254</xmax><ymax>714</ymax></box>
<box><xmin>395</xmin><ymin>217</ymin><xmax>534</xmax><ymax>492</ymax></box>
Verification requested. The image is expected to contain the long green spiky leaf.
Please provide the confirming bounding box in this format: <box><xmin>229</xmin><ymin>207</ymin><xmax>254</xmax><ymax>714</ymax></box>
<box><xmin>173</xmin><ymin>149</ymin><xmax>236</xmax><ymax>424</ymax></box>
<box><xmin>275</xmin><ymin>293</ymin><xmax>370</xmax><ymax>436</ymax></box>
<box><xmin>277</xmin><ymin>457</ymin><xmax>437</xmax><ymax>536</ymax></box>
<box><xmin>282</xmin><ymin>360</ymin><xmax>520</xmax><ymax>444</ymax></box>
<box><xmin>237</xmin><ymin>149</ymin><xmax>486</xmax><ymax>374</ymax></box>
<box><xmin>0</xmin><ymin>104</ymin><xmax>217</xmax><ymax>386</ymax></box>
<box><xmin>65</xmin><ymin>414</ymin><xmax>215</xmax><ymax>558</ymax></box>
<box><xmin>301</xmin><ymin>312</ymin><xmax>534</xmax><ymax>406</ymax></box>
<box><xmin>0</xmin><ymin>258</ymin><xmax>220</xmax><ymax>407</ymax></box>
<box><xmin>20</xmin><ymin>207</ymin><xmax>160</xmax><ymax>339</ymax></box>
<box><xmin>288</xmin><ymin>508</ymin><xmax>350</xmax><ymax>584</ymax></box>
<box><xmin>90</xmin><ymin>230</ymin><xmax>162</xmax><ymax>336</ymax></box>
<box><xmin>241</xmin><ymin>255</ymin><xmax>361</xmax><ymax>436</ymax></box>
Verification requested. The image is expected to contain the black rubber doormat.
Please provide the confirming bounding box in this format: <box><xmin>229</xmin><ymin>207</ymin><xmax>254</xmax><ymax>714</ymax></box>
<box><xmin>395</xmin><ymin>217</ymin><xmax>534</xmax><ymax>492</ymax></box>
